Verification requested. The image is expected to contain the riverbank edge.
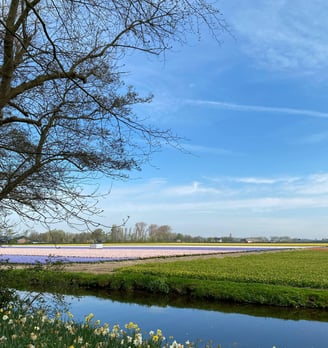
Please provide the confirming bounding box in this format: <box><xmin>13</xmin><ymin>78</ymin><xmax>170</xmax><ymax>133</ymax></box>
<box><xmin>4</xmin><ymin>266</ymin><xmax>328</xmax><ymax>309</ymax></box>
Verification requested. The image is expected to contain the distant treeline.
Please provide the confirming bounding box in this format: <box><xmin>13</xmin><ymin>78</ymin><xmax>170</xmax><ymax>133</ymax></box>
<box><xmin>15</xmin><ymin>223</ymin><xmax>221</xmax><ymax>244</ymax></box>
<box><xmin>1</xmin><ymin>223</ymin><xmax>327</xmax><ymax>244</ymax></box>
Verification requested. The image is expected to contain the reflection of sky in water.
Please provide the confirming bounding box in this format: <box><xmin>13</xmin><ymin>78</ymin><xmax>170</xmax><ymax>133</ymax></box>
<box><xmin>67</xmin><ymin>295</ymin><xmax>328</xmax><ymax>348</ymax></box>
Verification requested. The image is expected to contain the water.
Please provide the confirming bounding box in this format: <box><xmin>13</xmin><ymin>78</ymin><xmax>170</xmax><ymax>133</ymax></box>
<box><xmin>61</xmin><ymin>293</ymin><xmax>328</xmax><ymax>348</ymax></box>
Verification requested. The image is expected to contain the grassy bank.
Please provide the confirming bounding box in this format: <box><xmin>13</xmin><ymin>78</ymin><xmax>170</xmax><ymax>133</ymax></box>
<box><xmin>4</xmin><ymin>249</ymin><xmax>328</xmax><ymax>308</ymax></box>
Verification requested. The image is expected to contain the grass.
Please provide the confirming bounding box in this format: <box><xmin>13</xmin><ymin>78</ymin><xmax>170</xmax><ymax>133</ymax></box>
<box><xmin>3</xmin><ymin>249</ymin><xmax>328</xmax><ymax>308</ymax></box>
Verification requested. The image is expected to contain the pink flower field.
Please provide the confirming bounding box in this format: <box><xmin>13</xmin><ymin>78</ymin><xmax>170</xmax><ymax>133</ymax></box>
<box><xmin>0</xmin><ymin>244</ymin><xmax>292</xmax><ymax>264</ymax></box>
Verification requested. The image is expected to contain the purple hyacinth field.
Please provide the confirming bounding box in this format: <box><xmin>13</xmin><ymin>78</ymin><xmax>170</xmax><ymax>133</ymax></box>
<box><xmin>0</xmin><ymin>244</ymin><xmax>291</xmax><ymax>264</ymax></box>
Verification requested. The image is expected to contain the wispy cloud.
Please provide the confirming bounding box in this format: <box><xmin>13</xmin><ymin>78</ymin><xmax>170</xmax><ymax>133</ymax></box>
<box><xmin>229</xmin><ymin>0</ymin><xmax>328</xmax><ymax>74</ymax></box>
<box><xmin>163</xmin><ymin>181</ymin><xmax>222</xmax><ymax>196</ymax></box>
<box><xmin>103</xmin><ymin>194</ymin><xmax>328</xmax><ymax>214</ymax></box>
<box><xmin>181</xmin><ymin>143</ymin><xmax>235</xmax><ymax>156</ymax></box>
<box><xmin>104</xmin><ymin>173</ymin><xmax>328</xmax><ymax>209</ymax></box>
<box><xmin>293</xmin><ymin>173</ymin><xmax>328</xmax><ymax>195</ymax></box>
<box><xmin>98</xmin><ymin>172</ymin><xmax>328</xmax><ymax>237</ymax></box>
<box><xmin>232</xmin><ymin>177</ymin><xmax>293</xmax><ymax>185</ymax></box>
<box><xmin>186</xmin><ymin>99</ymin><xmax>328</xmax><ymax>119</ymax></box>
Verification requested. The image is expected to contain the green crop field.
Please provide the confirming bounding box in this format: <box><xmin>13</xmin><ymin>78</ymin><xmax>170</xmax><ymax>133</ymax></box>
<box><xmin>111</xmin><ymin>249</ymin><xmax>328</xmax><ymax>308</ymax></box>
<box><xmin>118</xmin><ymin>249</ymin><xmax>328</xmax><ymax>289</ymax></box>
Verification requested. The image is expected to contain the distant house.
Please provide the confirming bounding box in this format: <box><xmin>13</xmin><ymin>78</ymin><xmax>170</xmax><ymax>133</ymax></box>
<box><xmin>243</xmin><ymin>237</ymin><xmax>268</xmax><ymax>243</ymax></box>
<box><xmin>16</xmin><ymin>236</ymin><xmax>30</xmax><ymax>244</ymax></box>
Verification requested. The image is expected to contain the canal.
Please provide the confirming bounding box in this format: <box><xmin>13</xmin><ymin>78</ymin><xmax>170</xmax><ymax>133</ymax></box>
<box><xmin>53</xmin><ymin>291</ymin><xmax>328</xmax><ymax>348</ymax></box>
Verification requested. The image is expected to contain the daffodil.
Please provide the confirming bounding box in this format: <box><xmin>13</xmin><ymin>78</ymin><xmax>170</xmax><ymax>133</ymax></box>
<box><xmin>66</xmin><ymin>311</ymin><xmax>74</xmax><ymax>319</ymax></box>
<box><xmin>156</xmin><ymin>329</ymin><xmax>163</xmax><ymax>336</ymax></box>
<box><xmin>30</xmin><ymin>332</ymin><xmax>38</xmax><ymax>341</ymax></box>
<box><xmin>125</xmin><ymin>321</ymin><xmax>138</xmax><ymax>330</ymax></box>
<box><xmin>170</xmin><ymin>340</ymin><xmax>184</xmax><ymax>348</ymax></box>
<box><xmin>85</xmin><ymin>313</ymin><xmax>94</xmax><ymax>323</ymax></box>
<box><xmin>133</xmin><ymin>332</ymin><xmax>143</xmax><ymax>346</ymax></box>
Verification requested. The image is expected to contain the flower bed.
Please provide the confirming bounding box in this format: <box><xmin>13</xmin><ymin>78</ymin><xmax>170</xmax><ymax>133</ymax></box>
<box><xmin>0</xmin><ymin>254</ymin><xmax>130</xmax><ymax>264</ymax></box>
<box><xmin>0</xmin><ymin>245</ymin><xmax>290</xmax><ymax>264</ymax></box>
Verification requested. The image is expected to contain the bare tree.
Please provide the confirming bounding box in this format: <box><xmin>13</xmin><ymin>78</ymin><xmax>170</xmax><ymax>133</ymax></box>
<box><xmin>149</xmin><ymin>224</ymin><xmax>173</xmax><ymax>241</ymax></box>
<box><xmin>134</xmin><ymin>221</ymin><xmax>147</xmax><ymax>241</ymax></box>
<box><xmin>148</xmin><ymin>223</ymin><xmax>159</xmax><ymax>241</ymax></box>
<box><xmin>109</xmin><ymin>224</ymin><xmax>124</xmax><ymax>242</ymax></box>
<box><xmin>0</xmin><ymin>0</ymin><xmax>227</xmax><ymax>228</ymax></box>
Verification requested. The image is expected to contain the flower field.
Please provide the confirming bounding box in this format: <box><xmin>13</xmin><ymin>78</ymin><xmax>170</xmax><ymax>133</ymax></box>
<box><xmin>0</xmin><ymin>244</ymin><xmax>292</xmax><ymax>264</ymax></box>
<box><xmin>2</xmin><ymin>246</ymin><xmax>328</xmax><ymax>308</ymax></box>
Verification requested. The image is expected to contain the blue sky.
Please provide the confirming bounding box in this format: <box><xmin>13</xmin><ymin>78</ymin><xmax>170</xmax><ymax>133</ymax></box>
<box><xmin>96</xmin><ymin>0</ymin><xmax>328</xmax><ymax>239</ymax></box>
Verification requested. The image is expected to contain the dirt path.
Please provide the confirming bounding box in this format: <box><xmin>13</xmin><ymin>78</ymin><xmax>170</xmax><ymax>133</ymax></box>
<box><xmin>62</xmin><ymin>250</ymin><xmax>269</xmax><ymax>274</ymax></box>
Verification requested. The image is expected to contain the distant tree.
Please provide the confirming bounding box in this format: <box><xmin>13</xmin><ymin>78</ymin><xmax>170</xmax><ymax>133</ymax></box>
<box><xmin>0</xmin><ymin>0</ymin><xmax>227</xmax><ymax>229</ymax></box>
<box><xmin>191</xmin><ymin>235</ymin><xmax>206</xmax><ymax>243</ymax></box>
<box><xmin>221</xmin><ymin>234</ymin><xmax>234</xmax><ymax>243</ymax></box>
<box><xmin>45</xmin><ymin>229</ymin><xmax>67</xmax><ymax>244</ymax></box>
<box><xmin>109</xmin><ymin>224</ymin><xmax>124</xmax><ymax>242</ymax></box>
<box><xmin>26</xmin><ymin>230</ymin><xmax>41</xmax><ymax>243</ymax></box>
<box><xmin>123</xmin><ymin>227</ymin><xmax>129</xmax><ymax>242</ymax></box>
<box><xmin>148</xmin><ymin>224</ymin><xmax>159</xmax><ymax>241</ymax></box>
<box><xmin>148</xmin><ymin>224</ymin><xmax>173</xmax><ymax>242</ymax></box>
<box><xmin>91</xmin><ymin>228</ymin><xmax>106</xmax><ymax>243</ymax></box>
<box><xmin>0</xmin><ymin>227</ymin><xmax>16</xmax><ymax>244</ymax></box>
<box><xmin>175</xmin><ymin>233</ymin><xmax>185</xmax><ymax>242</ymax></box>
<box><xmin>134</xmin><ymin>222</ymin><xmax>148</xmax><ymax>241</ymax></box>
<box><xmin>71</xmin><ymin>231</ymin><xmax>92</xmax><ymax>244</ymax></box>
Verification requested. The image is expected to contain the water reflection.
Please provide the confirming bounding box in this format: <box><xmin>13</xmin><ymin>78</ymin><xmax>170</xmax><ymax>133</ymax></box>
<box><xmin>69</xmin><ymin>288</ymin><xmax>328</xmax><ymax>323</ymax></box>
<box><xmin>67</xmin><ymin>293</ymin><xmax>327</xmax><ymax>348</ymax></box>
<box><xmin>62</xmin><ymin>290</ymin><xmax>328</xmax><ymax>348</ymax></box>
<box><xmin>17</xmin><ymin>288</ymin><xmax>328</xmax><ymax>347</ymax></box>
